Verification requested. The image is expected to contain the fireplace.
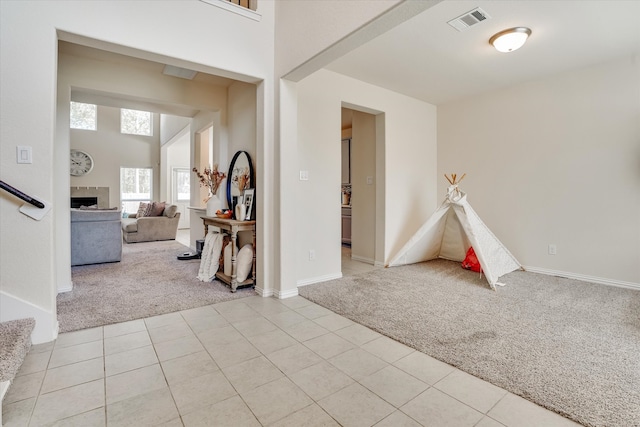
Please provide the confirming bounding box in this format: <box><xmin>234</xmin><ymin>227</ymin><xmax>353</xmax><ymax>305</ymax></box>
<box><xmin>70</xmin><ymin>187</ymin><xmax>110</xmax><ymax>209</ymax></box>
<box><xmin>71</xmin><ymin>197</ymin><xmax>98</xmax><ymax>208</ymax></box>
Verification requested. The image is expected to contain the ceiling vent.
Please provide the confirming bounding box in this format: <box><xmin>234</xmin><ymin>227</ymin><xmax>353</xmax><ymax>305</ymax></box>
<box><xmin>447</xmin><ymin>7</ymin><xmax>490</xmax><ymax>32</ymax></box>
<box><xmin>163</xmin><ymin>65</ymin><xmax>197</xmax><ymax>80</ymax></box>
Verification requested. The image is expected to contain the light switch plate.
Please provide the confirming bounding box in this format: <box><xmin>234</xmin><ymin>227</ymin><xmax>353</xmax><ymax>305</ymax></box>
<box><xmin>17</xmin><ymin>146</ymin><xmax>32</xmax><ymax>164</ymax></box>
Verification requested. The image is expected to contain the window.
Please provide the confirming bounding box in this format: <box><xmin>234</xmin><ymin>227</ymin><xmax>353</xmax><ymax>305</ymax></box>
<box><xmin>121</xmin><ymin>108</ymin><xmax>152</xmax><ymax>136</ymax></box>
<box><xmin>199</xmin><ymin>0</ymin><xmax>260</xmax><ymax>20</ymax></box>
<box><xmin>226</xmin><ymin>0</ymin><xmax>257</xmax><ymax>11</ymax></box>
<box><xmin>120</xmin><ymin>167</ymin><xmax>152</xmax><ymax>213</ymax></box>
<box><xmin>172</xmin><ymin>168</ymin><xmax>191</xmax><ymax>202</ymax></box>
<box><xmin>70</xmin><ymin>102</ymin><xmax>97</xmax><ymax>130</ymax></box>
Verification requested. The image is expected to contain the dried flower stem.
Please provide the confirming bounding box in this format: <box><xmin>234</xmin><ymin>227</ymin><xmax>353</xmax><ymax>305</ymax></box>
<box><xmin>193</xmin><ymin>164</ymin><xmax>226</xmax><ymax>200</ymax></box>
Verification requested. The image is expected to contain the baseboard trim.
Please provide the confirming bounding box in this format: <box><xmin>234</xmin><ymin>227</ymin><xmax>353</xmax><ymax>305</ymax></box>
<box><xmin>297</xmin><ymin>272</ymin><xmax>343</xmax><ymax>287</ymax></box>
<box><xmin>0</xmin><ymin>291</ymin><xmax>58</xmax><ymax>344</ymax></box>
<box><xmin>253</xmin><ymin>285</ymin><xmax>274</xmax><ymax>297</ymax></box>
<box><xmin>0</xmin><ymin>380</ymin><xmax>9</xmax><ymax>425</ymax></box>
<box><xmin>274</xmin><ymin>288</ymin><xmax>299</xmax><ymax>299</ymax></box>
<box><xmin>1</xmin><ymin>380</ymin><xmax>9</xmax><ymax>401</ymax></box>
<box><xmin>57</xmin><ymin>281</ymin><xmax>73</xmax><ymax>293</ymax></box>
<box><xmin>351</xmin><ymin>255</ymin><xmax>375</xmax><ymax>265</ymax></box>
<box><xmin>522</xmin><ymin>266</ymin><xmax>640</xmax><ymax>290</ymax></box>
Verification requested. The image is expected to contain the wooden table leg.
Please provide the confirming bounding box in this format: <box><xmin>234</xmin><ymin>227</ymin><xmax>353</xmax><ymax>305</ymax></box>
<box><xmin>230</xmin><ymin>229</ymin><xmax>238</xmax><ymax>292</ymax></box>
<box><xmin>252</xmin><ymin>228</ymin><xmax>256</xmax><ymax>287</ymax></box>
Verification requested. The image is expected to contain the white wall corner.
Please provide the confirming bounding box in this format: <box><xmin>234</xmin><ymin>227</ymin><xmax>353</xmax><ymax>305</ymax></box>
<box><xmin>0</xmin><ymin>291</ymin><xmax>59</xmax><ymax>344</ymax></box>
<box><xmin>253</xmin><ymin>285</ymin><xmax>273</xmax><ymax>297</ymax></box>
<box><xmin>297</xmin><ymin>272</ymin><xmax>343</xmax><ymax>287</ymax></box>
<box><xmin>58</xmin><ymin>281</ymin><xmax>73</xmax><ymax>294</ymax></box>
<box><xmin>522</xmin><ymin>266</ymin><xmax>640</xmax><ymax>291</ymax></box>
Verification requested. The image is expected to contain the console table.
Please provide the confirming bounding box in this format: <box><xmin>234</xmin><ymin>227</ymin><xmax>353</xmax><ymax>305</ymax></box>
<box><xmin>201</xmin><ymin>216</ymin><xmax>256</xmax><ymax>292</ymax></box>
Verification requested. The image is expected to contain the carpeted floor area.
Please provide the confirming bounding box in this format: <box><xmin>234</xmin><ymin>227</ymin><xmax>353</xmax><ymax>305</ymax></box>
<box><xmin>298</xmin><ymin>259</ymin><xmax>640</xmax><ymax>427</ymax></box>
<box><xmin>58</xmin><ymin>240</ymin><xmax>255</xmax><ymax>333</ymax></box>
<box><xmin>0</xmin><ymin>318</ymin><xmax>35</xmax><ymax>383</ymax></box>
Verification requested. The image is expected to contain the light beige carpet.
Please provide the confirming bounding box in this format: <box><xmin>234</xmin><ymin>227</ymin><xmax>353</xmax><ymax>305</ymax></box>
<box><xmin>58</xmin><ymin>240</ymin><xmax>255</xmax><ymax>333</ymax></box>
<box><xmin>298</xmin><ymin>259</ymin><xmax>640</xmax><ymax>427</ymax></box>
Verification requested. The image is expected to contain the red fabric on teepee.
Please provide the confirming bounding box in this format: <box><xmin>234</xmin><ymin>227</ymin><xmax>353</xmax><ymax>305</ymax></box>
<box><xmin>462</xmin><ymin>247</ymin><xmax>482</xmax><ymax>273</ymax></box>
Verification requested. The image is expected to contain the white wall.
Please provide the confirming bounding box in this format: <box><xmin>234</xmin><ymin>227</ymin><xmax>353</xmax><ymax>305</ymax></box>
<box><xmin>0</xmin><ymin>0</ymin><xmax>275</xmax><ymax>342</ymax></box>
<box><xmin>165</xmin><ymin>132</ymin><xmax>191</xmax><ymax>229</ymax></box>
<box><xmin>70</xmin><ymin>106</ymin><xmax>161</xmax><ymax>209</ymax></box>
<box><xmin>161</xmin><ymin>115</ymin><xmax>191</xmax><ymax>146</ymax></box>
<box><xmin>188</xmin><ymin>81</ymin><xmax>258</xmax><ymax>249</ymax></box>
<box><xmin>189</xmin><ymin>111</ymin><xmax>218</xmax><ymax>248</ymax></box>
<box><xmin>228</xmin><ymin>82</ymin><xmax>258</xmax><ymax>168</ymax></box>
<box><xmin>160</xmin><ymin>120</ymin><xmax>190</xmax><ymax>205</ymax></box>
<box><xmin>350</xmin><ymin>111</ymin><xmax>377</xmax><ymax>264</ymax></box>
<box><xmin>272</xmin><ymin>0</ymin><xmax>436</xmax><ymax>298</ymax></box>
<box><xmin>295</xmin><ymin>69</ymin><xmax>437</xmax><ymax>287</ymax></box>
<box><xmin>274</xmin><ymin>0</ymin><xmax>402</xmax><ymax>77</ymax></box>
<box><xmin>227</xmin><ymin>82</ymin><xmax>258</xmax><ymax>252</ymax></box>
<box><xmin>438</xmin><ymin>56</ymin><xmax>640</xmax><ymax>286</ymax></box>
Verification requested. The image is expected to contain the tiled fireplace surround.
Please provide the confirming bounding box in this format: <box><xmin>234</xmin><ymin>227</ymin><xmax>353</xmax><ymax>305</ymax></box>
<box><xmin>70</xmin><ymin>187</ymin><xmax>110</xmax><ymax>209</ymax></box>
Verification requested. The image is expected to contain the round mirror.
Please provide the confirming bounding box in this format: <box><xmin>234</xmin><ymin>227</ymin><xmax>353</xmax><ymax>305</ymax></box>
<box><xmin>226</xmin><ymin>151</ymin><xmax>254</xmax><ymax>213</ymax></box>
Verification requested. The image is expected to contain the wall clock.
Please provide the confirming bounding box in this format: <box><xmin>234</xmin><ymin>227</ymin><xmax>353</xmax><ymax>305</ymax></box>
<box><xmin>70</xmin><ymin>149</ymin><xmax>94</xmax><ymax>176</ymax></box>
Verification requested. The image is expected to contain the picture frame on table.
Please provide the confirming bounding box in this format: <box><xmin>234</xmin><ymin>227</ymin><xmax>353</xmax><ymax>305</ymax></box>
<box><xmin>243</xmin><ymin>188</ymin><xmax>255</xmax><ymax>221</ymax></box>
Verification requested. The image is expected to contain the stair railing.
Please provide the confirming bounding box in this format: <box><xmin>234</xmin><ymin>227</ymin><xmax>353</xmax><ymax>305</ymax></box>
<box><xmin>0</xmin><ymin>180</ymin><xmax>45</xmax><ymax>209</ymax></box>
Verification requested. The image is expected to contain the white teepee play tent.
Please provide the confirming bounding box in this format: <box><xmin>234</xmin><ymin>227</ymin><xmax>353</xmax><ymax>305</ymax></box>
<box><xmin>387</xmin><ymin>174</ymin><xmax>521</xmax><ymax>290</ymax></box>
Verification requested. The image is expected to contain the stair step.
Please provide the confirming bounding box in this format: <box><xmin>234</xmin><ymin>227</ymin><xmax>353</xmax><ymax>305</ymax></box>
<box><xmin>0</xmin><ymin>318</ymin><xmax>36</xmax><ymax>384</ymax></box>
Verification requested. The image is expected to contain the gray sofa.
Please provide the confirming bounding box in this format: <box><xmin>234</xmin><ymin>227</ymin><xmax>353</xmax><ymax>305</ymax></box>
<box><xmin>121</xmin><ymin>205</ymin><xmax>180</xmax><ymax>243</ymax></box>
<box><xmin>71</xmin><ymin>209</ymin><xmax>122</xmax><ymax>266</ymax></box>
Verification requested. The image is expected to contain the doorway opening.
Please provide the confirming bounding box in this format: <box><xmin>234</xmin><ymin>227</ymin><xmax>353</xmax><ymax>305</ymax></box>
<box><xmin>56</xmin><ymin>39</ymin><xmax>261</xmax><ymax>328</ymax></box>
<box><xmin>340</xmin><ymin>106</ymin><xmax>383</xmax><ymax>277</ymax></box>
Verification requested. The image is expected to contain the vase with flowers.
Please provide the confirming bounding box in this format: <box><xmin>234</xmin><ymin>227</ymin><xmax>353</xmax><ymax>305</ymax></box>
<box><xmin>193</xmin><ymin>164</ymin><xmax>227</xmax><ymax>217</ymax></box>
<box><xmin>230</xmin><ymin>166</ymin><xmax>251</xmax><ymax>218</ymax></box>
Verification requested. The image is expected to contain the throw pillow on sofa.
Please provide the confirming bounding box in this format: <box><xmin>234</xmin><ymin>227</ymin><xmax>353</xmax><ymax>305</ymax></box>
<box><xmin>136</xmin><ymin>202</ymin><xmax>151</xmax><ymax>218</ymax></box>
<box><xmin>163</xmin><ymin>204</ymin><xmax>178</xmax><ymax>218</ymax></box>
<box><xmin>148</xmin><ymin>201</ymin><xmax>166</xmax><ymax>216</ymax></box>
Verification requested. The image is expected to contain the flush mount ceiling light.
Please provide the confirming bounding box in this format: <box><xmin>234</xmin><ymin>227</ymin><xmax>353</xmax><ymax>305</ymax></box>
<box><xmin>489</xmin><ymin>27</ymin><xmax>531</xmax><ymax>53</ymax></box>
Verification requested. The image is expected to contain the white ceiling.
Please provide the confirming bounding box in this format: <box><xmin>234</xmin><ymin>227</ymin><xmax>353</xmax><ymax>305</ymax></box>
<box><xmin>326</xmin><ymin>0</ymin><xmax>640</xmax><ymax>105</ymax></box>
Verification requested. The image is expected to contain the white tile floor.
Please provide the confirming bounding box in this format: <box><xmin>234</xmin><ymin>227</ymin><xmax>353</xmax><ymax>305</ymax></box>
<box><xmin>341</xmin><ymin>246</ymin><xmax>381</xmax><ymax>278</ymax></box>
<box><xmin>2</xmin><ymin>295</ymin><xmax>580</xmax><ymax>427</ymax></box>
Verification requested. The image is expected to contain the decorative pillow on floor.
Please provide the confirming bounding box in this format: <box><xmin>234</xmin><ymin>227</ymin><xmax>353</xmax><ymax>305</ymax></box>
<box><xmin>236</xmin><ymin>244</ymin><xmax>254</xmax><ymax>283</ymax></box>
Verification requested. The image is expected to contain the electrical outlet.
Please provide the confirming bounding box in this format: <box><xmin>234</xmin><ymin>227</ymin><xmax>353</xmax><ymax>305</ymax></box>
<box><xmin>309</xmin><ymin>249</ymin><xmax>316</xmax><ymax>261</ymax></box>
<box><xmin>548</xmin><ymin>244</ymin><xmax>557</xmax><ymax>255</ymax></box>
<box><xmin>299</xmin><ymin>170</ymin><xmax>309</xmax><ymax>181</ymax></box>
